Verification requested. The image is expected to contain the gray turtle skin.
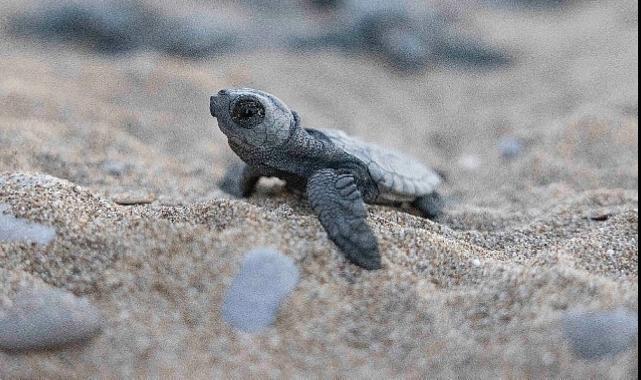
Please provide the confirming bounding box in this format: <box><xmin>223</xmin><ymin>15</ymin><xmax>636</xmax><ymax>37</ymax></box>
<box><xmin>210</xmin><ymin>88</ymin><xmax>443</xmax><ymax>270</ymax></box>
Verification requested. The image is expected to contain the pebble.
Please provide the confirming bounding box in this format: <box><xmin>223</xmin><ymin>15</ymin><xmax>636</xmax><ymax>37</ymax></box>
<box><xmin>562</xmin><ymin>310</ymin><xmax>638</xmax><ymax>359</ymax></box>
<box><xmin>0</xmin><ymin>204</ymin><xmax>56</xmax><ymax>245</ymax></box>
<box><xmin>588</xmin><ymin>211</ymin><xmax>611</xmax><ymax>222</ymax></box>
<box><xmin>458</xmin><ymin>154</ymin><xmax>482</xmax><ymax>171</ymax></box>
<box><xmin>0</xmin><ymin>288</ymin><xmax>103</xmax><ymax>352</ymax></box>
<box><xmin>100</xmin><ymin>160</ymin><xmax>129</xmax><ymax>177</ymax></box>
<box><xmin>112</xmin><ymin>191</ymin><xmax>156</xmax><ymax>206</ymax></box>
<box><xmin>222</xmin><ymin>248</ymin><xmax>300</xmax><ymax>333</ymax></box>
<box><xmin>498</xmin><ymin>136</ymin><xmax>523</xmax><ymax>160</ymax></box>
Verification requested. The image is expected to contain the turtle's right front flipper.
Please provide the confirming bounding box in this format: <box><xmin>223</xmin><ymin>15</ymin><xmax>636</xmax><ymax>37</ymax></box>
<box><xmin>307</xmin><ymin>169</ymin><xmax>381</xmax><ymax>270</ymax></box>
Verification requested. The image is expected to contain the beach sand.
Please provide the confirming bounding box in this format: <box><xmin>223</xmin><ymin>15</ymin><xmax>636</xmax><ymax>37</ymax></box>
<box><xmin>0</xmin><ymin>0</ymin><xmax>638</xmax><ymax>377</ymax></box>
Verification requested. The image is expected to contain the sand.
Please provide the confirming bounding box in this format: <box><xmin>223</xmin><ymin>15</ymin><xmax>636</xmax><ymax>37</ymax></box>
<box><xmin>0</xmin><ymin>0</ymin><xmax>638</xmax><ymax>378</ymax></box>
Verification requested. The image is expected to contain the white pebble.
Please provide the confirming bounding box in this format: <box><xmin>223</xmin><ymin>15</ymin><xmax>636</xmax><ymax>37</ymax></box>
<box><xmin>222</xmin><ymin>248</ymin><xmax>299</xmax><ymax>333</ymax></box>
<box><xmin>0</xmin><ymin>204</ymin><xmax>56</xmax><ymax>245</ymax></box>
<box><xmin>458</xmin><ymin>154</ymin><xmax>482</xmax><ymax>171</ymax></box>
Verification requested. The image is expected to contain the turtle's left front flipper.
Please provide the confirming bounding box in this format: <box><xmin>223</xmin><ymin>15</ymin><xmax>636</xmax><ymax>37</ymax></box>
<box><xmin>307</xmin><ymin>169</ymin><xmax>381</xmax><ymax>270</ymax></box>
<box><xmin>218</xmin><ymin>161</ymin><xmax>261</xmax><ymax>198</ymax></box>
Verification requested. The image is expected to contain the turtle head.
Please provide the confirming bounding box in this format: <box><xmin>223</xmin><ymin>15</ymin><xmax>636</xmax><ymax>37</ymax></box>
<box><xmin>210</xmin><ymin>88</ymin><xmax>295</xmax><ymax>149</ymax></box>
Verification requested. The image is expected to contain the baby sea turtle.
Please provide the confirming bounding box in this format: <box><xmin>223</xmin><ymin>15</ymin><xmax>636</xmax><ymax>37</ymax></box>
<box><xmin>9</xmin><ymin>0</ymin><xmax>237</xmax><ymax>58</ymax></box>
<box><xmin>210</xmin><ymin>88</ymin><xmax>444</xmax><ymax>270</ymax></box>
<box><xmin>292</xmin><ymin>0</ymin><xmax>511</xmax><ymax>72</ymax></box>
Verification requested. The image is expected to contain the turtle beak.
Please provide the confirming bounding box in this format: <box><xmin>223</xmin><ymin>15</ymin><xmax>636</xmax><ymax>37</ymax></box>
<box><xmin>210</xmin><ymin>96</ymin><xmax>217</xmax><ymax>118</ymax></box>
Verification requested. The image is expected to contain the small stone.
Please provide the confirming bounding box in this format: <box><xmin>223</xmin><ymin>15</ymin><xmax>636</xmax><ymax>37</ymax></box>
<box><xmin>0</xmin><ymin>204</ymin><xmax>56</xmax><ymax>245</ymax></box>
<box><xmin>0</xmin><ymin>288</ymin><xmax>103</xmax><ymax>352</ymax></box>
<box><xmin>562</xmin><ymin>310</ymin><xmax>638</xmax><ymax>360</ymax></box>
<box><xmin>222</xmin><ymin>248</ymin><xmax>300</xmax><ymax>333</ymax></box>
<box><xmin>112</xmin><ymin>191</ymin><xmax>156</xmax><ymax>205</ymax></box>
<box><xmin>472</xmin><ymin>258</ymin><xmax>481</xmax><ymax>267</ymax></box>
<box><xmin>457</xmin><ymin>154</ymin><xmax>482</xmax><ymax>171</ymax></box>
<box><xmin>498</xmin><ymin>136</ymin><xmax>523</xmax><ymax>160</ymax></box>
<box><xmin>100</xmin><ymin>160</ymin><xmax>129</xmax><ymax>177</ymax></box>
<box><xmin>588</xmin><ymin>211</ymin><xmax>611</xmax><ymax>222</ymax></box>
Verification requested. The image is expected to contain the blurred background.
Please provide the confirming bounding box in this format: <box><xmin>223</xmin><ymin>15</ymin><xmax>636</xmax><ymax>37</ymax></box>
<box><xmin>0</xmin><ymin>1</ymin><xmax>638</xmax><ymax>377</ymax></box>
<box><xmin>0</xmin><ymin>0</ymin><xmax>637</xmax><ymax>208</ymax></box>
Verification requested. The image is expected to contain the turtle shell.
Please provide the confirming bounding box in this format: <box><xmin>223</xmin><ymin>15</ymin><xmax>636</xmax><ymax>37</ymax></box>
<box><xmin>318</xmin><ymin>128</ymin><xmax>442</xmax><ymax>202</ymax></box>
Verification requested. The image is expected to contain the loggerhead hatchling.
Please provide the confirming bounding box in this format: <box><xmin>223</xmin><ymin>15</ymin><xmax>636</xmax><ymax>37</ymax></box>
<box><xmin>210</xmin><ymin>88</ymin><xmax>443</xmax><ymax>270</ymax></box>
<box><xmin>292</xmin><ymin>0</ymin><xmax>511</xmax><ymax>72</ymax></box>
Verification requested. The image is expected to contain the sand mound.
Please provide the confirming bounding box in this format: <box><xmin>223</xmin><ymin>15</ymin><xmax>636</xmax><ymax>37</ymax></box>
<box><xmin>0</xmin><ymin>169</ymin><xmax>636</xmax><ymax>377</ymax></box>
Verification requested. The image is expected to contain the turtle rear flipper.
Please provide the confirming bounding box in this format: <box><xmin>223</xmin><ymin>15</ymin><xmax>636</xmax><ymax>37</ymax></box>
<box><xmin>307</xmin><ymin>169</ymin><xmax>381</xmax><ymax>270</ymax></box>
<box><xmin>413</xmin><ymin>192</ymin><xmax>445</xmax><ymax>220</ymax></box>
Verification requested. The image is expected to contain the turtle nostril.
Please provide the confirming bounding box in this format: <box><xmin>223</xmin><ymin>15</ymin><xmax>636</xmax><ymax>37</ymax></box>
<box><xmin>218</xmin><ymin>89</ymin><xmax>228</xmax><ymax>95</ymax></box>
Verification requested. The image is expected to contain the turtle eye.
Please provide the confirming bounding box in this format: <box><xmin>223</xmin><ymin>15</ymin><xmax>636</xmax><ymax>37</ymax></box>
<box><xmin>231</xmin><ymin>97</ymin><xmax>266</xmax><ymax>128</ymax></box>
